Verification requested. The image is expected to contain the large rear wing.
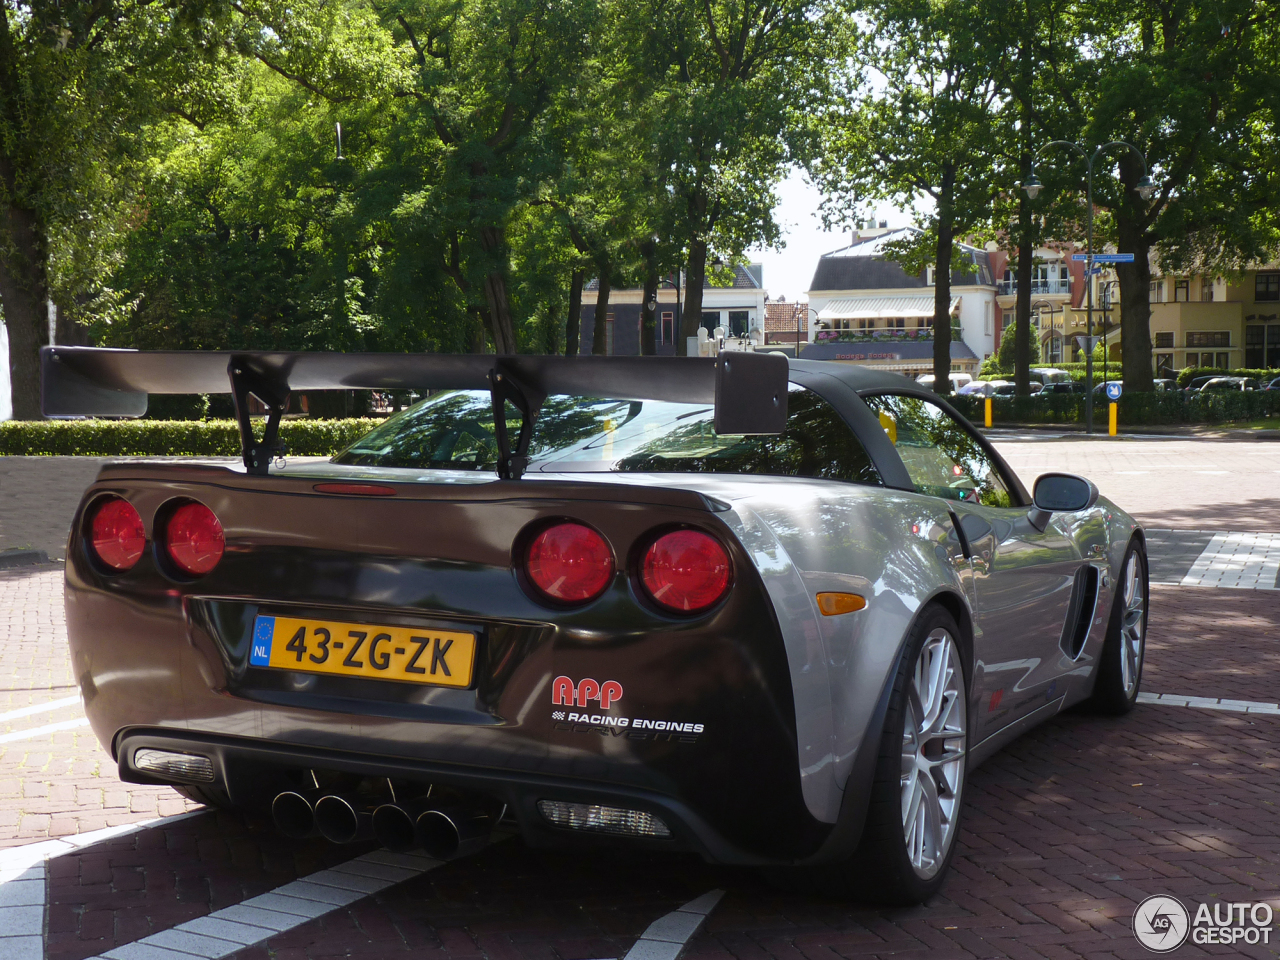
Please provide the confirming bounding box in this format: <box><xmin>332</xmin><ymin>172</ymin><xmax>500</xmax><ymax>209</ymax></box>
<box><xmin>41</xmin><ymin>347</ymin><xmax>789</xmax><ymax>477</ymax></box>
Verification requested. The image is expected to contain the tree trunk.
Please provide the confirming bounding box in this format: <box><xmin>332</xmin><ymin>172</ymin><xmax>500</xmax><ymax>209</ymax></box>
<box><xmin>932</xmin><ymin>206</ymin><xmax>955</xmax><ymax>395</ymax></box>
<box><xmin>1014</xmin><ymin>190</ymin><xmax>1034</xmax><ymax>396</ymax></box>
<box><xmin>679</xmin><ymin>237</ymin><xmax>708</xmax><ymax>356</ymax></box>
<box><xmin>591</xmin><ymin>267</ymin><xmax>611</xmax><ymax>356</ymax></box>
<box><xmin>640</xmin><ymin>257</ymin><xmax>658</xmax><ymax>357</ymax></box>
<box><xmin>478</xmin><ymin>226</ymin><xmax>517</xmax><ymax>354</ymax></box>
<box><xmin>566</xmin><ymin>269</ymin><xmax>583</xmax><ymax>357</ymax></box>
<box><xmin>1115</xmin><ymin>168</ymin><xmax>1155</xmax><ymax>392</ymax></box>
<box><xmin>0</xmin><ymin>204</ymin><xmax>50</xmax><ymax>420</ymax></box>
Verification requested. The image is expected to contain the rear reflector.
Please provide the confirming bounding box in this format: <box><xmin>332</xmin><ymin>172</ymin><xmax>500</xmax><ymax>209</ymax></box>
<box><xmin>313</xmin><ymin>483</ymin><xmax>397</xmax><ymax>496</ymax></box>
<box><xmin>537</xmin><ymin>800</ymin><xmax>671</xmax><ymax>839</ymax></box>
<box><xmin>134</xmin><ymin>749</ymin><xmax>215</xmax><ymax>783</ymax></box>
<box><xmin>89</xmin><ymin>497</ymin><xmax>146</xmax><ymax>571</ymax></box>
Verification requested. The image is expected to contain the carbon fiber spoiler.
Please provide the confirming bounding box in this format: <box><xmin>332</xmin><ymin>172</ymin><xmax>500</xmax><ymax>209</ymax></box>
<box><xmin>41</xmin><ymin>347</ymin><xmax>788</xmax><ymax>477</ymax></box>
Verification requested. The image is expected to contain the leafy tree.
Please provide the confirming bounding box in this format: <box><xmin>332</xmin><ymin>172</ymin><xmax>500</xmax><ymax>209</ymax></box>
<box><xmin>0</xmin><ymin>0</ymin><xmax>166</xmax><ymax>418</ymax></box>
<box><xmin>813</xmin><ymin>0</ymin><xmax>1003</xmax><ymax>394</ymax></box>
<box><xmin>619</xmin><ymin>0</ymin><xmax>831</xmax><ymax>354</ymax></box>
<box><xmin>1035</xmin><ymin>0</ymin><xmax>1280</xmax><ymax>391</ymax></box>
<box><xmin>995</xmin><ymin>318</ymin><xmax>1041</xmax><ymax>370</ymax></box>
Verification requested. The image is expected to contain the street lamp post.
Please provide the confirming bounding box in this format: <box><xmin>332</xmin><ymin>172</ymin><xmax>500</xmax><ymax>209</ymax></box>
<box><xmin>1030</xmin><ymin>298</ymin><xmax>1064</xmax><ymax>365</ymax></box>
<box><xmin>1022</xmin><ymin>142</ymin><xmax>1156</xmax><ymax>433</ymax></box>
<box><xmin>799</xmin><ymin>306</ymin><xmax>818</xmax><ymax>358</ymax></box>
<box><xmin>1099</xmin><ymin>279</ymin><xmax>1120</xmax><ymax>387</ymax></box>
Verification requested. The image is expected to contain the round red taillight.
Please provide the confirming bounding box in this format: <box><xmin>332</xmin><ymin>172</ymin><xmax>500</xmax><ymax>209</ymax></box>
<box><xmin>641</xmin><ymin>530</ymin><xmax>732</xmax><ymax>613</ymax></box>
<box><xmin>525</xmin><ymin>523</ymin><xmax>614</xmax><ymax>604</ymax></box>
<box><xmin>89</xmin><ymin>498</ymin><xmax>146</xmax><ymax>571</ymax></box>
<box><xmin>164</xmin><ymin>502</ymin><xmax>225</xmax><ymax>576</ymax></box>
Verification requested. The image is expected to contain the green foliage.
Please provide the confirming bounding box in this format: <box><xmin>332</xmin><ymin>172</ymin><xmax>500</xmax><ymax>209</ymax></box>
<box><xmin>951</xmin><ymin>388</ymin><xmax>1280</xmax><ymax>427</ymax></box>
<box><xmin>0</xmin><ymin>418</ymin><xmax>381</xmax><ymax>457</ymax></box>
<box><xmin>994</xmin><ymin>321</ymin><xmax>1041</xmax><ymax>371</ymax></box>
<box><xmin>1175</xmin><ymin>366</ymin><xmax>1280</xmax><ymax>388</ymax></box>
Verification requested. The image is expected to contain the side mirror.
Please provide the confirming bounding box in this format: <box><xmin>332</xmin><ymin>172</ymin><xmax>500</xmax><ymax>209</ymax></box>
<box><xmin>1028</xmin><ymin>473</ymin><xmax>1099</xmax><ymax>531</ymax></box>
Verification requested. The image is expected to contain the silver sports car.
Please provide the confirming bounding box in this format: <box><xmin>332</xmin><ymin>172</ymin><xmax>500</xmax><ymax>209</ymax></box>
<box><xmin>46</xmin><ymin>348</ymin><xmax>1147</xmax><ymax>905</ymax></box>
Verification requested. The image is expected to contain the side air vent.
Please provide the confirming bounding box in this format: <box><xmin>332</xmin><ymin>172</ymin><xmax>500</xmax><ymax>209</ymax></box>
<box><xmin>1060</xmin><ymin>565</ymin><xmax>1100</xmax><ymax>660</ymax></box>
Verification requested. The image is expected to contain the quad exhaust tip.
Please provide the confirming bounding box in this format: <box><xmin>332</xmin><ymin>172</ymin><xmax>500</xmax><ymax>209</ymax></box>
<box><xmin>273</xmin><ymin>788</ymin><xmax>495</xmax><ymax>855</ymax></box>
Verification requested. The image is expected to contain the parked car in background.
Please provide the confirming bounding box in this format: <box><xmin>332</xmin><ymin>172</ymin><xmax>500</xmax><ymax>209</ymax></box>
<box><xmin>1093</xmin><ymin>381</ymin><xmax>1122</xmax><ymax>397</ymax></box>
<box><xmin>1040</xmin><ymin>381</ymin><xmax>1086</xmax><ymax>395</ymax></box>
<box><xmin>1201</xmin><ymin>377</ymin><xmax>1260</xmax><ymax>392</ymax></box>
<box><xmin>1152</xmin><ymin>379</ymin><xmax>1178</xmax><ymax>392</ymax></box>
<box><xmin>916</xmin><ymin>373</ymin><xmax>973</xmax><ymax>392</ymax></box>
<box><xmin>958</xmin><ymin>380</ymin><xmax>1001</xmax><ymax>397</ymax></box>
<box><xmin>1184</xmin><ymin>375</ymin><xmax>1219</xmax><ymax>393</ymax></box>
<box><xmin>1263</xmin><ymin>376</ymin><xmax>1280</xmax><ymax>391</ymax></box>
<box><xmin>993</xmin><ymin>381</ymin><xmax>1042</xmax><ymax>397</ymax></box>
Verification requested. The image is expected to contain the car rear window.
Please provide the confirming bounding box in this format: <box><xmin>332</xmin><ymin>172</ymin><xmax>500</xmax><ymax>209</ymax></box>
<box><xmin>335</xmin><ymin>386</ymin><xmax>882</xmax><ymax>485</ymax></box>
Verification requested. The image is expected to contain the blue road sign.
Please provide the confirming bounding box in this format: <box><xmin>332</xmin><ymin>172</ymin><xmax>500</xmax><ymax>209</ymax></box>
<box><xmin>1106</xmin><ymin>382</ymin><xmax>1123</xmax><ymax>401</ymax></box>
<box><xmin>1071</xmin><ymin>253</ymin><xmax>1136</xmax><ymax>263</ymax></box>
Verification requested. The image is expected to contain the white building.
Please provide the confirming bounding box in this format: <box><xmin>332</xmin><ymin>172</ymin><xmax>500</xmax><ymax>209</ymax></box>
<box><xmin>581</xmin><ymin>264</ymin><xmax>767</xmax><ymax>355</ymax></box>
<box><xmin>801</xmin><ymin>228</ymin><xmax>997</xmax><ymax>376</ymax></box>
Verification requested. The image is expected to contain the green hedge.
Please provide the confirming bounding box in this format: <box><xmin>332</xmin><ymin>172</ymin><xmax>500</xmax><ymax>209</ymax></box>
<box><xmin>0</xmin><ymin>418</ymin><xmax>382</xmax><ymax>457</ymax></box>
<box><xmin>1174</xmin><ymin>366</ymin><xmax>1280</xmax><ymax>388</ymax></box>
<box><xmin>952</xmin><ymin>389</ymin><xmax>1280</xmax><ymax>426</ymax></box>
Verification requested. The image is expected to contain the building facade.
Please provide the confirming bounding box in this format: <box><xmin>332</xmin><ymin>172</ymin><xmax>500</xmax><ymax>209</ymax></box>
<box><xmin>579</xmin><ymin>265</ymin><xmax>767</xmax><ymax>356</ymax></box>
<box><xmin>801</xmin><ymin>228</ymin><xmax>996</xmax><ymax>376</ymax></box>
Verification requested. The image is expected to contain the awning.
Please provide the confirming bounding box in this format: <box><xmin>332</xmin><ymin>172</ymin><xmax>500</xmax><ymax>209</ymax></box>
<box><xmin>818</xmin><ymin>295</ymin><xmax>961</xmax><ymax>320</ymax></box>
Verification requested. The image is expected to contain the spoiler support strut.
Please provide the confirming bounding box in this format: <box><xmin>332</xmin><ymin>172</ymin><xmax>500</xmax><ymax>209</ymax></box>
<box><xmin>228</xmin><ymin>358</ymin><xmax>291</xmax><ymax>476</ymax></box>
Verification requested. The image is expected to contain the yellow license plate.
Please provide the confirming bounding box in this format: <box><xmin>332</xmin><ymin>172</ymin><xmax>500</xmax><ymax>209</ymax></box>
<box><xmin>249</xmin><ymin>615</ymin><xmax>475</xmax><ymax>687</ymax></box>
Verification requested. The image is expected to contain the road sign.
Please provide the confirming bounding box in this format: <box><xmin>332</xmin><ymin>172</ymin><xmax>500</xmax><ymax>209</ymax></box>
<box><xmin>1075</xmin><ymin>336</ymin><xmax>1101</xmax><ymax>352</ymax></box>
<box><xmin>1071</xmin><ymin>253</ymin><xmax>1136</xmax><ymax>263</ymax></box>
<box><xmin>1106</xmin><ymin>382</ymin><xmax>1123</xmax><ymax>400</ymax></box>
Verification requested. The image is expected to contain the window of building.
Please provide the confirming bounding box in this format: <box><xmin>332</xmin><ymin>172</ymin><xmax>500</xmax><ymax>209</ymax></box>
<box><xmin>925</xmin><ymin>267</ymin><xmax>935</xmax><ymax>286</ymax></box>
<box><xmin>660</xmin><ymin>311</ymin><xmax>674</xmax><ymax>344</ymax></box>
<box><xmin>917</xmin><ymin>317</ymin><xmax>929</xmax><ymax>329</ymax></box>
<box><xmin>701</xmin><ymin>311</ymin><xmax>720</xmax><ymax>333</ymax></box>
<box><xmin>728</xmin><ymin>311</ymin><xmax>749</xmax><ymax>337</ymax></box>
<box><xmin>1174</xmin><ymin>279</ymin><xmax>1189</xmax><ymax>301</ymax></box>
<box><xmin>1202</xmin><ymin>278</ymin><xmax>1215</xmax><ymax>301</ymax></box>
<box><xmin>1155</xmin><ymin>332</ymin><xmax>1174</xmax><ymax>348</ymax></box>
<box><xmin>1186</xmin><ymin>331</ymin><xmax>1229</xmax><ymax>348</ymax></box>
<box><xmin>889</xmin><ymin>317</ymin><xmax>905</xmax><ymax>329</ymax></box>
<box><xmin>1216</xmin><ymin>352</ymin><xmax>1230</xmax><ymax>369</ymax></box>
<box><xmin>1156</xmin><ymin>354</ymin><xmax>1174</xmax><ymax>376</ymax></box>
<box><xmin>1270</xmin><ymin>325</ymin><xmax>1280</xmax><ymax>368</ymax></box>
<box><xmin>1149</xmin><ymin>280</ymin><xmax>1165</xmax><ymax>302</ymax></box>
<box><xmin>1186</xmin><ymin>353</ymin><xmax>1200</xmax><ymax>368</ymax></box>
<box><xmin>1255</xmin><ymin>273</ymin><xmax>1280</xmax><ymax>301</ymax></box>
<box><xmin>984</xmin><ymin>302</ymin><xmax>993</xmax><ymax>335</ymax></box>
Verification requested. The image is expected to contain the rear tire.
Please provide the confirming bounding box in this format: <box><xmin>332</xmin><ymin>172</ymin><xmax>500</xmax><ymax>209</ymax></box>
<box><xmin>787</xmin><ymin>605</ymin><xmax>970</xmax><ymax>905</ymax></box>
<box><xmin>1090</xmin><ymin>540</ymin><xmax>1148</xmax><ymax>715</ymax></box>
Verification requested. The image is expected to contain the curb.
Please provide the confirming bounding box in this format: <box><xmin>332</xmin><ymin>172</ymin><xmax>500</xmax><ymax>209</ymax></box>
<box><xmin>0</xmin><ymin>549</ymin><xmax>51</xmax><ymax>569</ymax></box>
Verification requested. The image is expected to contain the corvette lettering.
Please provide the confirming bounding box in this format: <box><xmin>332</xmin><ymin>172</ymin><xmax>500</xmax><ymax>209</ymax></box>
<box><xmin>552</xmin><ymin>675</ymin><xmax>623</xmax><ymax>709</ymax></box>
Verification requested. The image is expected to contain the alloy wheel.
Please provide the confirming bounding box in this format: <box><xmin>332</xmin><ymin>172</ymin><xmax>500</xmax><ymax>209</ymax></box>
<box><xmin>1120</xmin><ymin>552</ymin><xmax>1146</xmax><ymax>696</ymax></box>
<box><xmin>900</xmin><ymin>628</ymin><xmax>967</xmax><ymax>879</ymax></box>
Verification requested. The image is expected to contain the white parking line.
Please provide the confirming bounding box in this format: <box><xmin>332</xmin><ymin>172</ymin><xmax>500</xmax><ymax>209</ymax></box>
<box><xmin>91</xmin><ymin>849</ymin><xmax>444</xmax><ymax>960</ymax></box>
<box><xmin>1138</xmin><ymin>692</ymin><xmax>1280</xmax><ymax>715</ymax></box>
<box><xmin>0</xmin><ymin>694</ymin><xmax>81</xmax><ymax>724</ymax></box>
<box><xmin>622</xmin><ymin>890</ymin><xmax>725</xmax><ymax>960</ymax></box>
<box><xmin>0</xmin><ymin>716</ymin><xmax>89</xmax><ymax>744</ymax></box>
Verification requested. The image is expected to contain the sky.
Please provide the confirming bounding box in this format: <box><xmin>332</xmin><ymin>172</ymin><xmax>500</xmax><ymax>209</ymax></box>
<box><xmin>748</xmin><ymin>167</ymin><xmax>921</xmax><ymax>302</ymax></box>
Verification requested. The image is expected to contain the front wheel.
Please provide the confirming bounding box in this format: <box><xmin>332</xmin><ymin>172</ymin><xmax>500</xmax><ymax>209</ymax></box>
<box><xmin>1090</xmin><ymin>541</ymin><xmax>1148</xmax><ymax>714</ymax></box>
<box><xmin>852</xmin><ymin>606</ymin><xmax>970</xmax><ymax>904</ymax></box>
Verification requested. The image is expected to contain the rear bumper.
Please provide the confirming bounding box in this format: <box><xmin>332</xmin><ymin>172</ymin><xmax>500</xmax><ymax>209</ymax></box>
<box><xmin>116</xmin><ymin>727</ymin><xmax>779</xmax><ymax>863</ymax></box>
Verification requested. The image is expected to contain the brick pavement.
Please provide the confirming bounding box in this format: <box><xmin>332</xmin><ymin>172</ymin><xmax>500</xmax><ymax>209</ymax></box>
<box><xmin>0</xmin><ymin>566</ymin><xmax>197</xmax><ymax>848</ymax></box>
<box><xmin>0</xmin><ymin>458</ymin><xmax>106</xmax><ymax>560</ymax></box>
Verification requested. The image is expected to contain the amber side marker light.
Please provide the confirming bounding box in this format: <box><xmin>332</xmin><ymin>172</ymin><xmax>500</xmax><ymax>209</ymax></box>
<box><xmin>816</xmin><ymin>592</ymin><xmax>866</xmax><ymax>616</ymax></box>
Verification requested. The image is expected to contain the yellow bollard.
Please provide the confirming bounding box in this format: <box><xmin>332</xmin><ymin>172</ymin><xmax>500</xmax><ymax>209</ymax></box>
<box><xmin>1109</xmin><ymin>402</ymin><xmax>1118</xmax><ymax>436</ymax></box>
<box><xmin>984</xmin><ymin>397</ymin><xmax>993</xmax><ymax>428</ymax></box>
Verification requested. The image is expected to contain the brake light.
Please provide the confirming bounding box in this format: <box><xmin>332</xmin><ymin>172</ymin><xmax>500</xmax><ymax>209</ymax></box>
<box><xmin>641</xmin><ymin>530</ymin><xmax>731</xmax><ymax>613</ymax></box>
<box><xmin>526</xmin><ymin>523</ymin><xmax>614</xmax><ymax>604</ymax></box>
<box><xmin>164</xmin><ymin>502</ymin><xmax>225</xmax><ymax>576</ymax></box>
<box><xmin>89</xmin><ymin>498</ymin><xmax>146</xmax><ymax>571</ymax></box>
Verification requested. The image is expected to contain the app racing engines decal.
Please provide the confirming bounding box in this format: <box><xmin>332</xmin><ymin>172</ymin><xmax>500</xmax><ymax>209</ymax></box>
<box><xmin>551</xmin><ymin>675</ymin><xmax>705</xmax><ymax>743</ymax></box>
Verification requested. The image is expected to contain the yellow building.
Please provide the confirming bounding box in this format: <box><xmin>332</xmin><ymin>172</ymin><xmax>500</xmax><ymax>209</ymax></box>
<box><xmin>1043</xmin><ymin>262</ymin><xmax>1280</xmax><ymax>375</ymax></box>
